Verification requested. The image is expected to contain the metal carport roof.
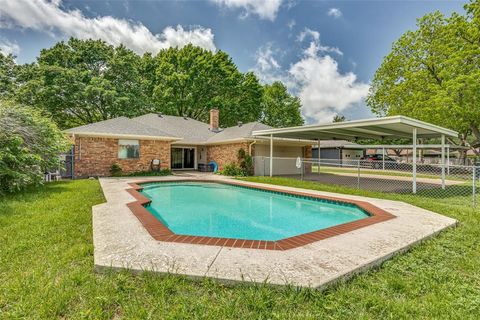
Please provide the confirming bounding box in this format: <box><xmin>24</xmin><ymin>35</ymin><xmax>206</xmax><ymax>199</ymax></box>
<box><xmin>252</xmin><ymin>115</ymin><xmax>458</xmax><ymax>193</ymax></box>
<box><xmin>252</xmin><ymin>116</ymin><xmax>458</xmax><ymax>140</ymax></box>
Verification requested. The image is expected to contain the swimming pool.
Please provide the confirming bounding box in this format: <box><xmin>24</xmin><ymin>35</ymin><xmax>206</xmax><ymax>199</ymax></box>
<box><xmin>139</xmin><ymin>181</ymin><xmax>370</xmax><ymax>241</ymax></box>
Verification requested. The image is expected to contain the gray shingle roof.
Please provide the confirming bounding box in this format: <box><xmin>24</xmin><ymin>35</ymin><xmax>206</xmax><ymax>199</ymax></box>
<box><xmin>206</xmin><ymin>122</ymin><xmax>272</xmax><ymax>143</ymax></box>
<box><xmin>65</xmin><ymin>114</ymin><xmax>275</xmax><ymax>144</ymax></box>
<box><xmin>64</xmin><ymin>117</ymin><xmax>178</xmax><ymax>139</ymax></box>
<box><xmin>132</xmin><ymin>114</ymin><xmax>215</xmax><ymax>144</ymax></box>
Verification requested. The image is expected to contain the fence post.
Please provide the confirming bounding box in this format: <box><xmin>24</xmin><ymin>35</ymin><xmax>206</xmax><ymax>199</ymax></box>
<box><xmin>357</xmin><ymin>160</ymin><xmax>360</xmax><ymax>189</ymax></box>
<box><xmin>382</xmin><ymin>147</ymin><xmax>385</xmax><ymax>171</ymax></box>
<box><xmin>473</xmin><ymin>166</ymin><xmax>476</xmax><ymax>208</ymax></box>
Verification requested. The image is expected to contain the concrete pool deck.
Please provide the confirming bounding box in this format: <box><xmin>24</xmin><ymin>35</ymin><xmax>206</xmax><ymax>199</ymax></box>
<box><xmin>93</xmin><ymin>174</ymin><xmax>457</xmax><ymax>288</ymax></box>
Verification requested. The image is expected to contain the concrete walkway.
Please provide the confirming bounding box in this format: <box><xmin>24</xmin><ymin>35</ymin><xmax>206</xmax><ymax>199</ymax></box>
<box><xmin>93</xmin><ymin>175</ymin><xmax>456</xmax><ymax>288</ymax></box>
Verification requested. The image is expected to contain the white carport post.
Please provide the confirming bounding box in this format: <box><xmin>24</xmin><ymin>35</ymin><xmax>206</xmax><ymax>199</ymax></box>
<box><xmin>412</xmin><ymin>128</ymin><xmax>417</xmax><ymax>194</ymax></box>
<box><xmin>447</xmin><ymin>145</ymin><xmax>450</xmax><ymax>175</ymax></box>
<box><xmin>382</xmin><ymin>147</ymin><xmax>385</xmax><ymax>170</ymax></box>
<box><xmin>441</xmin><ymin>134</ymin><xmax>446</xmax><ymax>189</ymax></box>
<box><xmin>269</xmin><ymin>134</ymin><xmax>273</xmax><ymax>177</ymax></box>
<box><xmin>317</xmin><ymin>139</ymin><xmax>321</xmax><ymax>175</ymax></box>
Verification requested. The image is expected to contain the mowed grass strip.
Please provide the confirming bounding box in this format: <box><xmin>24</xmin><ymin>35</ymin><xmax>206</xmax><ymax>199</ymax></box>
<box><xmin>1</xmin><ymin>178</ymin><xmax>479</xmax><ymax>319</ymax></box>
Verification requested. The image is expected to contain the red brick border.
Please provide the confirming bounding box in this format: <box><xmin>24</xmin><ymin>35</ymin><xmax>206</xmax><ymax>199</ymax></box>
<box><xmin>126</xmin><ymin>179</ymin><xmax>396</xmax><ymax>250</ymax></box>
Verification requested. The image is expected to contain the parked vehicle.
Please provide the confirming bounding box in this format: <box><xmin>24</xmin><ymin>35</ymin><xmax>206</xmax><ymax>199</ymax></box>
<box><xmin>361</xmin><ymin>154</ymin><xmax>398</xmax><ymax>169</ymax></box>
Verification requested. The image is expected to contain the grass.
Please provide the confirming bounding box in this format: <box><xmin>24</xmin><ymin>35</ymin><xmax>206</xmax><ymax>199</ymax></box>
<box><xmin>1</xmin><ymin>178</ymin><xmax>480</xmax><ymax>319</ymax></box>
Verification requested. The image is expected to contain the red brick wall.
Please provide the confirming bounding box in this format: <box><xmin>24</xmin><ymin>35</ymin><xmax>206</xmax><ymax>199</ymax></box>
<box><xmin>206</xmin><ymin>142</ymin><xmax>249</xmax><ymax>171</ymax></box>
<box><xmin>74</xmin><ymin>137</ymin><xmax>171</xmax><ymax>177</ymax></box>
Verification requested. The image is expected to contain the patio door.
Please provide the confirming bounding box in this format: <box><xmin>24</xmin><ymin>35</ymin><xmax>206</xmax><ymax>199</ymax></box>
<box><xmin>171</xmin><ymin>147</ymin><xmax>196</xmax><ymax>170</ymax></box>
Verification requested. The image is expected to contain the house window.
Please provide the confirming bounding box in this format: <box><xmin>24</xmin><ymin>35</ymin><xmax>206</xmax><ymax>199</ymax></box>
<box><xmin>118</xmin><ymin>140</ymin><xmax>139</xmax><ymax>159</ymax></box>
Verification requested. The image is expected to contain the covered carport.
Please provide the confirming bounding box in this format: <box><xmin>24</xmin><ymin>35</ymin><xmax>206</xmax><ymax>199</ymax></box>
<box><xmin>252</xmin><ymin>116</ymin><xmax>458</xmax><ymax>193</ymax></box>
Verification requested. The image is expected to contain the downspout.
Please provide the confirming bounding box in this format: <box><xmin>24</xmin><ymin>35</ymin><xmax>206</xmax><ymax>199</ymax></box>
<box><xmin>249</xmin><ymin>140</ymin><xmax>256</xmax><ymax>175</ymax></box>
<box><xmin>248</xmin><ymin>140</ymin><xmax>256</xmax><ymax>156</ymax></box>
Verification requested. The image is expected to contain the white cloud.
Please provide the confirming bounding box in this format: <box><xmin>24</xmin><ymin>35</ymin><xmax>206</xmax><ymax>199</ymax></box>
<box><xmin>293</xmin><ymin>29</ymin><xmax>369</xmax><ymax>123</ymax></box>
<box><xmin>298</xmin><ymin>28</ymin><xmax>342</xmax><ymax>56</ymax></box>
<box><xmin>289</xmin><ymin>55</ymin><xmax>369</xmax><ymax>123</ymax></box>
<box><xmin>252</xmin><ymin>29</ymin><xmax>369</xmax><ymax>123</ymax></box>
<box><xmin>0</xmin><ymin>38</ymin><xmax>20</xmax><ymax>55</ymax></box>
<box><xmin>327</xmin><ymin>8</ymin><xmax>342</xmax><ymax>18</ymax></box>
<box><xmin>251</xmin><ymin>44</ymin><xmax>291</xmax><ymax>85</ymax></box>
<box><xmin>211</xmin><ymin>0</ymin><xmax>283</xmax><ymax>21</ymax></box>
<box><xmin>287</xmin><ymin>19</ymin><xmax>296</xmax><ymax>30</ymax></box>
<box><xmin>0</xmin><ymin>0</ymin><xmax>216</xmax><ymax>54</ymax></box>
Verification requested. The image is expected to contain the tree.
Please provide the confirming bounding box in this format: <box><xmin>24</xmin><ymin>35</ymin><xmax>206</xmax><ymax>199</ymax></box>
<box><xmin>152</xmin><ymin>45</ymin><xmax>263</xmax><ymax>127</ymax></box>
<box><xmin>367</xmin><ymin>1</ymin><xmax>480</xmax><ymax>154</ymax></box>
<box><xmin>9</xmin><ymin>38</ymin><xmax>297</xmax><ymax>130</ymax></box>
<box><xmin>260</xmin><ymin>81</ymin><xmax>304</xmax><ymax>128</ymax></box>
<box><xmin>0</xmin><ymin>102</ymin><xmax>70</xmax><ymax>193</ymax></box>
<box><xmin>332</xmin><ymin>114</ymin><xmax>346</xmax><ymax>123</ymax></box>
<box><xmin>0</xmin><ymin>52</ymin><xmax>17</xmax><ymax>100</ymax></box>
<box><xmin>16</xmin><ymin>38</ymin><xmax>148</xmax><ymax>128</ymax></box>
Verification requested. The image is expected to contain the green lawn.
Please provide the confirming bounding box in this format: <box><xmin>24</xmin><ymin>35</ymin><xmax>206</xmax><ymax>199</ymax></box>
<box><xmin>1</xmin><ymin>178</ymin><xmax>479</xmax><ymax>319</ymax></box>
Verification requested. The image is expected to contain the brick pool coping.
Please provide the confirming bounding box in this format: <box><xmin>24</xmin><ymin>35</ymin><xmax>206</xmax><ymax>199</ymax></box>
<box><xmin>125</xmin><ymin>179</ymin><xmax>396</xmax><ymax>250</ymax></box>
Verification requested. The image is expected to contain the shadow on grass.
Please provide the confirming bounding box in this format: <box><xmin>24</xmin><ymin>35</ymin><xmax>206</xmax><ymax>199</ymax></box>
<box><xmin>0</xmin><ymin>181</ymin><xmax>77</xmax><ymax>217</ymax></box>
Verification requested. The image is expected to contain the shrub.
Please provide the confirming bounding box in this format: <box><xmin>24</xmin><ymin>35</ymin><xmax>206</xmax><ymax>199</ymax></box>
<box><xmin>0</xmin><ymin>102</ymin><xmax>70</xmax><ymax>193</ymax></box>
<box><xmin>222</xmin><ymin>163</ymin><xmax>244</xmax><ymax>176</ymax></box>
<box><xmin>109</xmin><ymin>163</ymin><xmax>123</xmax><ymax>176</ymax></box>
<box><xmin>238</xmin><ymin>148</ymin><xmax>253</xmax><ymax>176</ymax></box>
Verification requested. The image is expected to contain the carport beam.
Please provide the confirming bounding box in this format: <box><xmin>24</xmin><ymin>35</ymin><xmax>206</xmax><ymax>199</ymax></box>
<box><xmin>412</xmin><ymin>128</ymin><xmax>417</xmax><ymax>194</ymax></box>
<box><xmin>269</xmin><ymin>134</ymin><xmax>273</xmax><ymax>177</ymax></box>
<box><xmin>441</xmin><ymin>134</ymin><xmax>446</xmax><ymax>189</ymax></box>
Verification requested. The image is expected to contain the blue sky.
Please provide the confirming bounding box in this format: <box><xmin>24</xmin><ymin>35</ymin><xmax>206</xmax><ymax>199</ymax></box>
<box><xmin>0</xmin><ymin>0</ymin><xmax>465</xmax><ymax>123</ymax></box>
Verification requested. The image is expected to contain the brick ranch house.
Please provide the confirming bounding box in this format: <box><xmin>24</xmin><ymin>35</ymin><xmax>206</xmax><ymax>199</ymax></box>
<box><xmin>65</xmin><ymin>109</ymin><xmax>312</xmax><ymax>177</ymax></box>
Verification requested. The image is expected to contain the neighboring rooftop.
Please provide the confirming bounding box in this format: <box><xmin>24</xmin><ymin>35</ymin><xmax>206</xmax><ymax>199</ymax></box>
<box><xmin>314</xmin><ymin>140</ymin><xmax>359</xmax><ymax>149</ymax></box>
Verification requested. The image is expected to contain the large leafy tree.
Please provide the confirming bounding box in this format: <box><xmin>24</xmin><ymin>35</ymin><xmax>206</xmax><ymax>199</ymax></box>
<box><xmin>16</xmin><ymin>38</ymin><xmax>148</xmax><ymax>128</ymax></box>
<box><xmin>260</xmin><ymin>81</ymin><xmax>304</xmax><ymax>128</ymax></box>
<box><xmin>0</xmin><ymin>102</ymin><xmax>70</xmax><ymax>193</ymax></box>
<box><xmin>9</xmin><ymin>38</ymin><xmax>304</xmax><ymax>129</ymax></box>
<box><xmin>152</xmin><ymin>45</ymin><xmax>263</xmax><ymax>127</ymax></box>
<box><xmin>367</xmin><ymin>1</ymin><xmax>480</xmax><ymax>153</ymax></box>
<box><xmin>0</xmin><ymin>52</ymin><xmax>17</xmax><ymax>100</ymax></box>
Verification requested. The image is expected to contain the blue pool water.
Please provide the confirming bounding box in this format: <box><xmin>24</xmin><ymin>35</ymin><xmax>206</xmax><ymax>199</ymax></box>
<box><xmin>140</xmin><ymin>182</ymin><xmax>369</xmax><ymax>241</ymax></box>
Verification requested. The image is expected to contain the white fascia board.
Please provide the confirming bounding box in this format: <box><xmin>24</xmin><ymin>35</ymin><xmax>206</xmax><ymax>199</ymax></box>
<box><xmin>68</xmin><ymin>132</ymin><xmax>182</xmax><ymax>141</ymax></box>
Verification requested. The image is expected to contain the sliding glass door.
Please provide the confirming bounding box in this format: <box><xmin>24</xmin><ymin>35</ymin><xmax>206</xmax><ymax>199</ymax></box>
<box><xmin>171</xmin><ymin>147</ymin><xmax>196</xmax><ymax>169</ymax></box>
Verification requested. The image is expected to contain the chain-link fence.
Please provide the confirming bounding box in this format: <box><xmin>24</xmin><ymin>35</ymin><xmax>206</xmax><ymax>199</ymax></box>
<box><xmin>254</xmin><ymin>156</ymin><xmax>479</xmax><ymax>207</ymax></box>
